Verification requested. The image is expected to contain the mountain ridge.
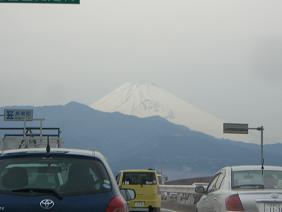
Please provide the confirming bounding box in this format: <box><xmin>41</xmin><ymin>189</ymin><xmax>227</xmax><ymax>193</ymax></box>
<box><xmin>1</xmin><ymin>102</ymin><xmax>282</xmax><ymax>180</ymax></box>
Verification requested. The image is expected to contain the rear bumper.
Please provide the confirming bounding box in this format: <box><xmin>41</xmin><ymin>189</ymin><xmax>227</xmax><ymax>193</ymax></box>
<box><xmin>129</xmin><ymin>208</ymin><xmax>149</xmax><ymax>212</ymax></box>
<box><xmin>128</xmin><ymin>200</ymin><xmax>161</xmax><ymax>208</ymax></box>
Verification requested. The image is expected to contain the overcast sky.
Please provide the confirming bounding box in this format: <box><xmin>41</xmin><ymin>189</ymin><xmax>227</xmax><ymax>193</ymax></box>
<box><xmin>0</xmin><ymin>0</ymin><xmax>282</xmax><ymax>143</ymax></box>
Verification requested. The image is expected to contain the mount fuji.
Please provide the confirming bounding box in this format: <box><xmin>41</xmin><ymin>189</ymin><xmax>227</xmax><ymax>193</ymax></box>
<box><xmin>91</xmin><ymin>82</ymin><xmax>251</xmax><ymax>142</ymax></box>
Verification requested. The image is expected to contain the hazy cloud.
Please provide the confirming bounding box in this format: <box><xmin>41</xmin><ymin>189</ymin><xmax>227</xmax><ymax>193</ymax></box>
<box><xmin>252</xmin><ymin>39</ymin><xmax>282</xmax><ymax>83</ymax></box>
<box><xmin>0</xmin><ymin>0</ymin><xmax>282</xmax><ymax>142</ymax></box>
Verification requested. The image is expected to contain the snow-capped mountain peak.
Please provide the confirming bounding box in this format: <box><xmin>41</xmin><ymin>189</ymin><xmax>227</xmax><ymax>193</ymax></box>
<box><xmin>91</xmin><ymin>82</ymin><xmax>229</xmax><ymax>138</ymax></box>
<box><xmin>94</xmin><ymin>82</ymin><xmax>179</xmax><ymax>119</ymax></box>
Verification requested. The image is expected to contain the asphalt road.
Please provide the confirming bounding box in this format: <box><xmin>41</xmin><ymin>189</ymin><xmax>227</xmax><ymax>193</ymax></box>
<box><xmin>161</xmin><ymin>200</ymin><xmax>196</xmax><ymax>212</ymax></box>
<box><xmin>161</xmin><ymin>207</ymin><xmax>195</xmax><ymax>212</ymax></box>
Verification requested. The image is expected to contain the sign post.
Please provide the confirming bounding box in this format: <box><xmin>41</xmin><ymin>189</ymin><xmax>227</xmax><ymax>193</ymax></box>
<box><xmin>4</xmin><ymin>109</ymin><xmax>34</xmax><ymax>147</ymax></box>
<box><xmin>0</xmin><ymin>109</ymin><xmax>62</xmax><ymax>150</ymax></box>
<box><xmin>2</xmin><ymin>109</ymin><xmax>45</xmax><ymax>147</ymax></box>
<box><xmin>33</xmin><ymin>118</ymin><xmax>45</xmax><ymax>144</ymax></box>
<box><xmin>223</xmin><ymin>123</ymin><xmax>265</xmax><ymax>173</ymax></box>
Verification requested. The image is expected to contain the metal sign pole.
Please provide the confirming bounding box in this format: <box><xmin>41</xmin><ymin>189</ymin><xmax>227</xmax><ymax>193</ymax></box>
<box><xmin>260</xmin><ymin>126</ymin><xmax>264</xmax><ymax>173</ymax></box>
<box><xmin>40</xmin><ymin>120</ymin><xmax>43</xmax><ymax>144</ymax></box>
<box><xmin>0</xmin><ymin>114</ymin><xmax>3</xmax><ymax>150</ymax></box>
<box><xmin>32</xmin><ymin>118</ymin><xmax>45</xmax><ymax>144</ymax></box>
<box><xmin>24</xmin><ymin>115</ymin><xmax>26</xmax><ymax>147</ymax></box>
<box><xmin>31</xmin><ymin>118</ymin><xmax>45</xmax><ymax>147</ymax></box>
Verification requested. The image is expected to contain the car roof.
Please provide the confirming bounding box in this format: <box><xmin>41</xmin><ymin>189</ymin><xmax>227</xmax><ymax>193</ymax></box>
<box><xmin>0</xmin><ymin>148</ymin><xmax>106</xmax><ymax>161</ymax></box>
<box><xmin>228</xmin><ymin>165</ymin><xmax>282</xmax><ymax>171</ymax></box>
<box><xmin>120</xmin><ymin>169</ymin><xmax>156</xmax><ymax>173</ymax></box>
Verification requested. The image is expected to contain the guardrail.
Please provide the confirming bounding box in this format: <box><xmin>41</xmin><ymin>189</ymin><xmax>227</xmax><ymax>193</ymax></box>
<box><xmin>159</xmin><ymin>184</ymin><xmax>207</xmax><ymax>205</ymax></box>
<box><xmin>159</xmin><ymin>185</ymin><xmax>195</xmax><ymax>194</ymax></box>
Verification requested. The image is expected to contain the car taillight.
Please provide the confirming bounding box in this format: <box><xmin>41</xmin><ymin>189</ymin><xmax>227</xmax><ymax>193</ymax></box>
<box><xmin>225</xmin><ymin>194</ymin><xmax>244</xmax><ymax>211</ymax></box>
<box><xmin>106</xmin><ymin>196</ymin><xmax>127</xmax><ymax>212</ymax></box>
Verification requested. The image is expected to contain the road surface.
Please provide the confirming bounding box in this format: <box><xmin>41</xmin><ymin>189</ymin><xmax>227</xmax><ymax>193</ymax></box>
<box><xmin>161</xmin><ymin>200</ymin><xmax>196</xmax><ymax>212</ymax></box>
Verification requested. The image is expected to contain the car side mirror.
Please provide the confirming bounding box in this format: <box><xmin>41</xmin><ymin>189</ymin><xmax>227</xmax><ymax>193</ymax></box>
<box><xmin>195</xmin><ymin>185</ymin><xmax>206</xmax><ymax>194</ymax></box>
<box><xmin>120</xmin><ymin>189</ymin><xmax>136</xmax><ymax>201</ymax></box>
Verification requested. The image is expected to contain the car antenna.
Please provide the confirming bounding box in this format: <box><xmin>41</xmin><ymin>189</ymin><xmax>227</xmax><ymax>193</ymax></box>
<box><xmin>46</xmin><ymin>136</ymin><xmax>50</xmax><ymax>153</ymax></box>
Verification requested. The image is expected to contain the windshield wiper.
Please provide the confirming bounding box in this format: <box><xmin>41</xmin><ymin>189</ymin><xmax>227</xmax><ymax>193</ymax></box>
<box><xmin>233</xmin><ymin>184</ymin><xmax>264</xmax><ymax>189</ymax></box>
<box><xmin>12</xmin><ymin>188</ymin><xmax>63</xmax><ymax>200</ymax></box>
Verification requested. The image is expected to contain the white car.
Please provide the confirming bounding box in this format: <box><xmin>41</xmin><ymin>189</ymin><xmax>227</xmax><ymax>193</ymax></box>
<box><xmin>196</xmin><ymin>165</ymin><xmax>282</xmax><ymax>212</ymax></box>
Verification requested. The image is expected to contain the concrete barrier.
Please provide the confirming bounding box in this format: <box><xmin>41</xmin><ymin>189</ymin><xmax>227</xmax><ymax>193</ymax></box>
<box><xmin>159</xmin><ymin>184</ymin><xmax>207</xmax><ymax>206</ymax></box>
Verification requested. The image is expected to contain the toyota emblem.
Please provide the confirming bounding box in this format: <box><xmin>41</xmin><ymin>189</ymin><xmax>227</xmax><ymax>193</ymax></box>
<box><xmin>40</xmin><ymin>199</ymin><xmax>55</xmax><ymax>210</ymax></box>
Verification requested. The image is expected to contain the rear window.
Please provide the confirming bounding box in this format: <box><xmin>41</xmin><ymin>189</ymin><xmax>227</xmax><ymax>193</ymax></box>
<box><xmin>122</xmin><ymin>172</ymin><xmax>157</xmax><ymax>185</ymax></box>
<box><xmin>0</xmin><ymin>156</ymin><xmax>112</xmax><ymax>196</ymax></box>
<box><xmin>232</xmin><ymin>170</ymin><xmax>282</xmax><ymax>189</ymax></box>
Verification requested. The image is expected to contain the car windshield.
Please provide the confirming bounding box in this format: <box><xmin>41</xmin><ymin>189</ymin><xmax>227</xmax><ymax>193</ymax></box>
<box><xmin>0</xmin><ymin>156</ymin><xmax>112</xmax><ymax>196</ymax></box>
<box><xmin>232</xmin><ymin>170</ymin><xmax>282</xmax><ymax>189</ymax></box>
<box><xmin>122</xmin><ymin>172</ymin><xmax>156</xmax><ymax>185</ymax></box>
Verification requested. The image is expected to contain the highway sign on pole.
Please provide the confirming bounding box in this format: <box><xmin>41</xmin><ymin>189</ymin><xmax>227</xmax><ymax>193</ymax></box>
<box><xmin>223</xmin><ymin>123</ymin><xmax>249</xmax><ymax>134</ymax></box>
<box><xmin>0</xmin><ymin>0</ymin><xmax>79</xmax><ymax>4</ymax></box>
<box><xmin>4</xmin><ymin>109</ymin><xmax>33</xmax><ymax>121</ymax></box>
<box><xmin>223</xmin><ymin>122</ymin><xmax>265</xmax><ymax>173</ymax></box>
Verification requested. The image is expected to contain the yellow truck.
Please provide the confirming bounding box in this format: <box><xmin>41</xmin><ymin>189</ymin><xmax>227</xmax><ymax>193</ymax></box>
<box><xmin>116</xmin><ymin>169</ymin><xmax>161</xmax><ymax>212</ymax></box>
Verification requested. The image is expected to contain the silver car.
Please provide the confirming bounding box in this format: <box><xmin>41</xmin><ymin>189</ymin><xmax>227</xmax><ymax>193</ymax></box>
<box><xmin>196</xmin><ymin>165</ymin><xmax>282</xmax><ymax>212</ymax></box>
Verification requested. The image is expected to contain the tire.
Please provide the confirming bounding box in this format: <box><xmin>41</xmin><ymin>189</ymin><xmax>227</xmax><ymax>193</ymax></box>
<box><xmin>148</xmin><ymin>207</ymin><xmax>160</xmax><ymax>212</ymax></box>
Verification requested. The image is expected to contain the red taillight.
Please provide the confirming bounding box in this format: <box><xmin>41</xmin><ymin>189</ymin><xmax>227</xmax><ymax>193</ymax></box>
<box><xmin>106</xmin><ymin>196</ymin><xmax>127</xmax><ymax>212</ymax></box>
<box><xmin>225</xmin><ymin>194</ymin><xmax>244</xmax><ymax>211</ymax></box>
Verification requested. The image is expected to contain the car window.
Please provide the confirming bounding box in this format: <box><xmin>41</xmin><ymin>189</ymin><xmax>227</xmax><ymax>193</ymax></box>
<box><xmin>215</xmin><ymin>172</ymin><xmax>225</xmax><ymax>190</ymax></box>
<box><xmin>207</xmin><ymin>174</ymin><xmax>220</xmax><ymax>193</ymax></box>
<box><xmin>0</xmin><ymin>156</ymin><xmax>112</xmax><ymax>196</ymax></box>
<box><xmin>122</xmin><ymin>172</ymin><xmax>157</xmax><ymax>185</ymax></box>
<box><xmin>232</xmin><ymin>170</ymin><xmax>282</xmax><ymax>189</ymax></box>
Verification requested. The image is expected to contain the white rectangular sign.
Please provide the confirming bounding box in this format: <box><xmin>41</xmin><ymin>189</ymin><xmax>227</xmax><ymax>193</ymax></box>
<box><xmin>4</xmin><ymin>109</ymin><xmax>33</xmax><ymax>121</ymax></box>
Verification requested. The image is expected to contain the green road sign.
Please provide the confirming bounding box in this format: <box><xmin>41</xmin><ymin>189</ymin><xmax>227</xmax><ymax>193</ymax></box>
<box><xmin>0</xmin><ymin>0</ymin><xmax>79</xmax><ymax>4</ymax></box>
<box><xmin>4</xmin><ymin>109</ymin><xmax>33</xmax><ymax>121</ymax></box>
<box><xmin>223</xmin><ymin>123</ymin><xmax>249</xmax><ymax>134</ymax></box>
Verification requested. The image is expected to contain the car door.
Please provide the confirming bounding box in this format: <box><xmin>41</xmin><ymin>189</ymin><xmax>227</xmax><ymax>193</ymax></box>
<box><xmin>197</xmin><ymin>174</ymin><xmax>220</xmax><ymax>212</ymax></box>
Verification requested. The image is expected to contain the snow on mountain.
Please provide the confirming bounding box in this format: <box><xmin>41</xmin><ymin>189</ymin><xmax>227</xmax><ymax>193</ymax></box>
<box><xmin>91</xmin><ymin>82</ymin><xmax>251</xmax><ymax>142</ymax></box>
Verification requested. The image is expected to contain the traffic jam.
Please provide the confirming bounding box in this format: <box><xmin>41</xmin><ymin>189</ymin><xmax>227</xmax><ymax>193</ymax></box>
<box><xmin>0</xmin><ymin>110</ymin><xmax>281</xmax><ymax>212</ymax></box>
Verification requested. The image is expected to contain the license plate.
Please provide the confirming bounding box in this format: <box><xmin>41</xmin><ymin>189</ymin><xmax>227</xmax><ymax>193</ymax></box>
<box><xmin>264</xmin><ymin>203</ymin><xmax>282</xmax><ymax>212</ymax></box>
<box><xmin>134</xmin><ymin>201</ymin><xmax>145</xmax><ymax>207</ymax></box>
